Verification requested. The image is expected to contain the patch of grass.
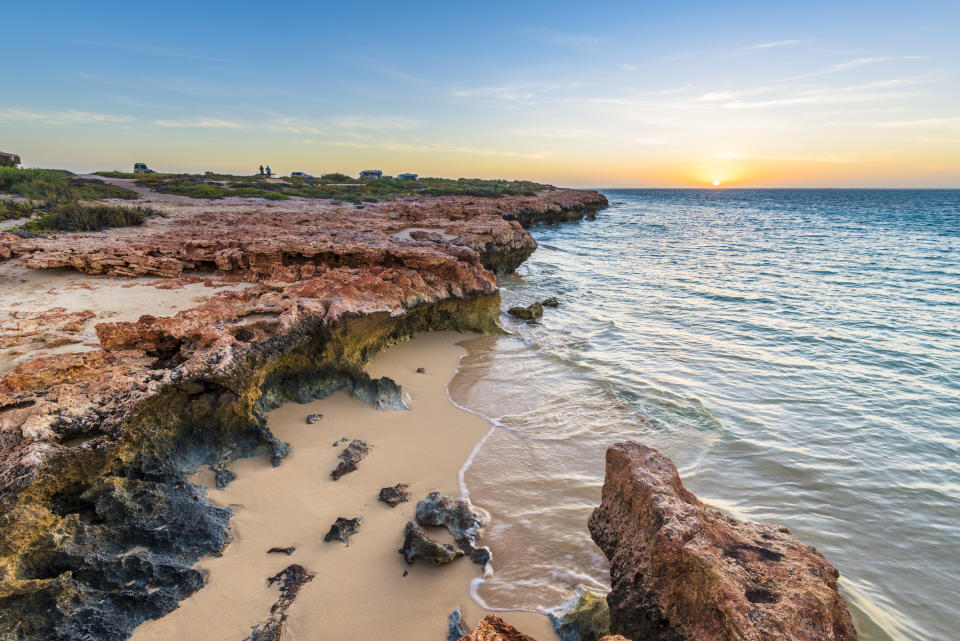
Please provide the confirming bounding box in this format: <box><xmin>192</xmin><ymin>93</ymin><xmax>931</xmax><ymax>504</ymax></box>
<box><xmin>0</xmin><ymin>199</ymin><xmax>38</xmax><ymax>221</ymax></box>
<box><xmin>20</xmin><ymin>202</ymin><xmax>162</xmax><ymax>233</ymax></box>
<box><xmin>89</xmin><ymin>169</ymin><xmax>554</xmax><ymax>203</ymax></box>
<box><xmin>69</xmin><ymin>178</ymin><xmax>139</xmax><ymax>200</ymax></box>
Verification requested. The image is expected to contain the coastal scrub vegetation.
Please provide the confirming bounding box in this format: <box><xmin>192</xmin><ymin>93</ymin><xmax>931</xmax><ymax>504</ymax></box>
<box><xmin>92</xmin><ymin>170</ymin><xmax>554</xmax><ymax>202</ymax></box>
<box><xmin>0</xmin><ymin>167</ymin><xmax>151</xmax><ymax>232</ymax></box>
<box><xmin>19</xmin><ymin>202</ymin><xmax>163</xmax><ymax>233</ymax></box>
<box><xmin>0</xmin><ymin>199</ymin><xmax>38</xmax><ymax>221</ymax></box>
<box><xmin>0</xmin><ymin>167</ymin><xmax>139</xmax><ymax>203</ymax></box>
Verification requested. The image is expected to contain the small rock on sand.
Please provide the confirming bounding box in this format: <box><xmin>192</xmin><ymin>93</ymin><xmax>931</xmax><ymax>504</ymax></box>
<box><xmin>379</xmin><ymin>483</ymin><xmax>411</xmax><ymax>507</ymax></box>
<box><xmin>323</xmin><ymin>517</ymin><xmax>363</xmax><ymax>545</ymax></box>
<box><xmin>305</xmin><ymin>413</ymin><xmax>322</xmax><ymax>424</ymax></box>
<box><xmin>267</xmin><ymin>546</ymin><xmax>296</xmax><ymax>556</ymax></box>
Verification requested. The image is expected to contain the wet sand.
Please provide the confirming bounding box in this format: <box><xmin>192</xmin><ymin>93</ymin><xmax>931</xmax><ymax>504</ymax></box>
<box><xmin>130</xmin><ymin>331</ymin><xmax>556</xmax><ymax>641</ymax></box>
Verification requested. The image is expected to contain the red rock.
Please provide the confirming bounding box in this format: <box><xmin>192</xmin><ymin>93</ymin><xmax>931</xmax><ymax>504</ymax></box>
<box><xmin>588</xmin><ymin>442</ymin><xmax>858</xmax><ymax>641</ymax></box>
<box><xmin>458</xmin><ymin>615</ymin><xmax>539</xmax><ymax>641</ymax></box>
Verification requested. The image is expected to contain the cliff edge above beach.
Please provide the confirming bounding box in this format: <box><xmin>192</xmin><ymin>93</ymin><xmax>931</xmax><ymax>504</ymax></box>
<box><xmin>0</xmin><ymin>183</ymin><xmax>605</xmax><ymax>640</ymax></box>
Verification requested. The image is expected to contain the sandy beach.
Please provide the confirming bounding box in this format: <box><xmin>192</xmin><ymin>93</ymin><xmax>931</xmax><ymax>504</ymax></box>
<box><xmin>129</xmin><ymin>331</ymin><xmax>556</xmax><ymax>641</ymax></box>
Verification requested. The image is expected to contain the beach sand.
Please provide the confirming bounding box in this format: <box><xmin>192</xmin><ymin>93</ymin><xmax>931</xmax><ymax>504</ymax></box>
<box><xmin>129</xmin><ymin>331</ymin><xmax>556</xmax><ymax>641</ymax></box>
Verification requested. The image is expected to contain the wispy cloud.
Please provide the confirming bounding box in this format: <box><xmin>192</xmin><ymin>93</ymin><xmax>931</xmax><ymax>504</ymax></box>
<box><xmin>747</xmin><ymin>39</ymin><xmax>805</xmax><ymax>50</ymax></box>
<box><xmin>154</xmin><ymin>118</ymin><xmax>244</xmax><ymax>128</ymax></box>
<box><xmin>782</xmin><ymin>57</ymin><xmax>893</xmax><ymax>81</ymax></box>
<box><xmin>452</xmin><ymin>82</ymin><xmax>586</xmax><ymax>106</ymax></box>
<box><xmin>0</xmin><ymin>108</ymin><xmax>136</xmax><ymax>125</ymax></box>
<box><xmin>331</xmin><ymin>115</ymin><xmax>419</xmax><ymax>131</ymax></box>
<box><xmin>71</xmin><ymin>40</ymin><xmax>226</xmax><ymax>63</ymax></box>
<box><xmin>721</xmin><ymin>76</ymin><xmax>929</xmax><ymax>109</ymax></box>
<box><xmin>298</xmin><ymin>139</ymin><xmax>550</xmax><ymax>160</ymax></box>
<box><xmin>826</xmin><ymin>116</ymin><xmax>960</xmax><ymax>128</ymax></box>
<box><xmin>705</xmin><ymin>150</ymin><xmax>850</xmax><ymax>163</ymax></box>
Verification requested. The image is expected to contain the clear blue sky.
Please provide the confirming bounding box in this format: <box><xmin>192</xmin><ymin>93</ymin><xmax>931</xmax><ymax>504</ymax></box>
<box><xmin>3</xmin><ymin>0</ymin><xmax>959</xmax><ymax>186</ymax></box>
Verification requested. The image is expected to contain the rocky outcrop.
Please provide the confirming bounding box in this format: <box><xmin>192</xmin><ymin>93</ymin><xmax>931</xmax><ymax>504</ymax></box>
<box><xmin>330</xmin><ymin>439</ymin><xmax>370</xmax><ymax>480</ymax></box>
<box><xmin>550</xmin><ymin>587</ymin><xmax>611</xmax><ymax>641</ymax></box>
<box><xmin>458</xmin><ymin>615</ymin><xmax>540</xmax><ymax>641</ymax></box>
<box><xmin>244</xmin><ymin>564</ymin><xmax>315</xmax><ymax>641</ymax></box>
<box><xmin>379</xmin><ymin>483</ymin><xmax>410</xmax><ymax>507</ymax></box>
<box><xmin>0</xmin><ymin>186</ymin><xmax>607</xmax><ymax>639</ymax></box>
<box><xmin>323</xmin><ymin>517</ymin><xmax>363</xmax><ymax>545</ymax></box>
<box><xmin>507</xmin><ymin>302</ymin><xmax>544</xmax><ymax>320</ymax></box>
<box><xmin>416</xmin><ymin>491</ymin><xmax>491</xmax><ymax>565</ymax></box>
<box><xmin>588</xmin><ymin>442</ymin><xmax>858</xmax><ymax>641</ymax></box>
<box><xmin>399</xmin><ymin>521</ymin><xmax>464</xmax><ymax>565</ymax></box>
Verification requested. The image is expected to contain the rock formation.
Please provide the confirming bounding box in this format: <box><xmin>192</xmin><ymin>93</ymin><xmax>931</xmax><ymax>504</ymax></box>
<box><xmin>588</xmin><ymin>442</ymin><xmax>858</xmax><ymax>641</ymax></box>
<box><xmin>457</xmin><ymin>615</ymin><xmax>540</xmax><ymax>641</ymax></box>
<box><xmin>550</xmin><ymin>587</ymin><xmax>611</xmax><ymax>641</ymax></box>
<box><xmin>323</xmin><ymin>517</ymin><xmax>363</xmax><ymax>545</ymax></box>
<box><xmin>330</xmin><ymin>439</ymin><xmax>370</xmax><ymax>480</ymax></box>
<box><xmin>415</xmin><ymin>491</ymin><xmax>491</xmax><ymax>564</ymax></box>
<box><xmin>244</xmin><ymin>564</ymin><xmax>315</xmax><ymax>641</ymax></box>
<box><xmin>0</xmin><ymin>186</ymin><xmax>606</xmax><ymax>639</ymax></box>
<box><xmin>378</xmin><ymin>483</ymin><xmax>410</xmax><ymax>507</ymax></box>
<box><xmin>399</xmin><ymin>521</ymin><xmax>464</xmax><ymax>565</ymax></box>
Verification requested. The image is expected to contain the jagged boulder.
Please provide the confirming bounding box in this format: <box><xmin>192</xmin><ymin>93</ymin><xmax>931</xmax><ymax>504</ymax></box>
<box><xmin>506</xmin><ymin>302</ymin><xmax>543</xmax><ymax>320</ymax></box>
<box><xmin>330</xmin><ymin>439</ymin><xmax>370</xmax><ymax>480</ymax></box>
<box><xmin>416</xmin><ymin>491</ymin><xmax>491</xmax><ymax>564</ymax></box>
<box><xmin>458</xmin><ymin>615</ymin><xmax>539</xmax><ymax>641</ymax></box>
<box><xmin>399</xmin><ymin>521</ymin><xmax>464</xmax><ymax>565</ymax></box>
<box><xmin>323</xmin><ymin>517</ymin><xmax>363</xmax><ymax>545</ymax></box>
<box><xmin>379</xmin><ymin>483</ymin><xmax>411</xmax><ymax>507</ymax></box>
<box><xmin>549</xmin><ymin>586</ymin><xmax>611</xmax><ymax>641</ymax></box>
<box><xmin>588</xmin><ymin>442</ymin><xmax>858</xmax><ymax>641</ymax></box>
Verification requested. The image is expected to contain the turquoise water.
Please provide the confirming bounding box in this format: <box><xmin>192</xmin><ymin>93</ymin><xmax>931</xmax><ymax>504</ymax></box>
<box><xmin>453</xmin><ymin>189</ymin><xmax>959</xmax><ymax>641</ymax></box>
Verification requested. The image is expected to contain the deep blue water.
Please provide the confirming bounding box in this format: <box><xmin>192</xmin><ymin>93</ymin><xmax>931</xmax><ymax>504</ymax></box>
<box><xmin>455</xmin><ymin>189</ymin><xmax>960</xmax><ymax>641</ymax></box>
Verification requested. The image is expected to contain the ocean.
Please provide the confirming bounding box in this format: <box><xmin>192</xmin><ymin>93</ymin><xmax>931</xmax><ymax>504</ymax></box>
<box><xmin>449</xmin><ymin>189</ymin><xmax>960</xmax><ymax>641</ymax></box>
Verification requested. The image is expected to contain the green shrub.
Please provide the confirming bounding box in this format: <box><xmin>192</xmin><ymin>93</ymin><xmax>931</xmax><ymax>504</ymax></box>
<box><xmin>263</xmin><ymin>192</ymin><xmax>290</xmax><ymax>200</ymax></box>
<box><xmin>0</xmin><ymin>199</ymin><xmax>37</xmax><ymax>221</ymax></box>
<box><xmin>21</xmin><ymin>203</ymin><xmax>161</xmax><ymax>232</ymax></box>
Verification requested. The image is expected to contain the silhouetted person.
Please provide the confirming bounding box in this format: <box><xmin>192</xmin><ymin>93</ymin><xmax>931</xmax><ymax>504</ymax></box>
<box><xmin>266</xmin><ymin>165</ymin><xmax>272</xmax><ymax>177</ymax></box>
<box><xmin>259</xmin><ymin>164</ymin><xmax>264</xmax><ymax>176</ymax></box>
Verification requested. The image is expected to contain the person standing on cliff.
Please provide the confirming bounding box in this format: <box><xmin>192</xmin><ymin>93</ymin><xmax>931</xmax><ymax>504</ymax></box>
<box><xmin>266</xmin><ymin>165</ymin><xmax>272</xmax><ymax>177</ymax></box>
<box><xmin>259</xmin><ymin>164</ymin><xmax>264</xmax><ymax>176</ymax></box>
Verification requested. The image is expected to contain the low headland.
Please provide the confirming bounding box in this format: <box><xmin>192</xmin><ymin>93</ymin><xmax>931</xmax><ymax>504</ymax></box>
<box><xmin>0</xmin><ymin>169</ymin><xmax>855</xmax><ymax>640</ymax></box>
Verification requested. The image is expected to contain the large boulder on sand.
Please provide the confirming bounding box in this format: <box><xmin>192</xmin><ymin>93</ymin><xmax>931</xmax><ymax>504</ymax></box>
<box><xmin>588</xmin><ymin>442</ymin><xmax>858</xmax><ymax>641</ymax></box>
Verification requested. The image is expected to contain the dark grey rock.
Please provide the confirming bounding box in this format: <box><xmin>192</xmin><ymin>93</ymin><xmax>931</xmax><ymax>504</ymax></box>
<box><xmin>323</xmin><ymin>517</ymin><xmax>363</xmax><ymax>545</ymax></box>
<box><xmin>267</xmin><ymin>547</ymin><xmax>295</xmax><ymax>556</ymax></box>
<box><xmin>244</xmin><ymin>564</ymin><xmax>315</xmax><ymax>641</ymax></box>
<box><xmin>542</xmin><ymin>297</ymin><xmax>560</xmax><ymax>307</ymax></box>
<box><xmin>305</xmin><ymin>413</ymin><xmax>322</xmax><ymax>424</ymax></box>
<box><xmin>448</xmin><ymin>607</ymin><xmax>469</xmax><ymax>641</ymax></box>
<box><xmin>399</xmin><ymin>521</ymin><xmax>463</xmax><ymax>565</ymax></box>
<box><xmin>415</xmin><ymin>492</ymin><xmax>491</xmax><ymax>566</ymax></box>
<box><xmin>379</xmin><ymin>483</ymin><xmax>411</xmax><ymax>507</ymax></box>
<box><xmin>330</xmin><ymin>440</ymin><xmax>370</xmax><ymax>480</ymax></box>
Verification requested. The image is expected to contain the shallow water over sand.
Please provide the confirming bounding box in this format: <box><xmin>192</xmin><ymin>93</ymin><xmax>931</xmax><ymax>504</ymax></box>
<box><xmin>451</xmin><ymin>189</ymin><xmax>960</xmax><ymax>641</ymax></box>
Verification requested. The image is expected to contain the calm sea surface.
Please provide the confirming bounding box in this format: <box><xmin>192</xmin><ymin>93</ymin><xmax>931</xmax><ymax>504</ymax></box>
<box><xmin>449</xmin><ymin>189</ymin><xmax>960</xmax><ymax>641</ymax></box>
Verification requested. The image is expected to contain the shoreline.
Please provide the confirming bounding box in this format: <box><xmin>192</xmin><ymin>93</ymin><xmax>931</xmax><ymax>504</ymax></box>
<box><xmin>129</xmin><ymin>331</ymin><xmax>558</xmax><ymax>641</ymax></box>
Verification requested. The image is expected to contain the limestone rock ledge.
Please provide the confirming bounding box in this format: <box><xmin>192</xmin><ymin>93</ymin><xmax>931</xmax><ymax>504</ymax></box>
<box><xmin>0</xmin><ymin>188</ymin><xmax>611</xmax><ymax>640</ymax></box>
<box><xmin>588</xmin><ymin>442</ymin><xmax>858</xmax><ymax>641</ymax></box>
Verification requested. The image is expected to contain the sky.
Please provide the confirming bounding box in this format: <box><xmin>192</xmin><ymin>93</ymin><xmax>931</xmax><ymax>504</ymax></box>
<box><xmin>2</xmin><ymin>0</ymin><xmax>959</xmax><ymax>187</ymax></box>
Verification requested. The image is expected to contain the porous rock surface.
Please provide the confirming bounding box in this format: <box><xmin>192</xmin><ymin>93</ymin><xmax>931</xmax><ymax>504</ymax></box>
<box><xmin>399</xmin><ymin>521</ymin><xmax>464</xmax><ymax>566</ymax></box>
<box><xmin>0</xmin><ymin>187</ymin><xmax>605</xmax><ymax>640</ymax></box>
<box><xmin>588</xmin><ymin>442</ymin><xmax>858</xmax><ymax>641</ymax></box>
<box><xmin>458</xmin><ymin>615</ymin><xmax>540</xmax><ymax>641</ymax></box>
<box><xmin>416</xmin><ymin>491</ymin><xmax>492</xmax><ymax>565</ymax></box>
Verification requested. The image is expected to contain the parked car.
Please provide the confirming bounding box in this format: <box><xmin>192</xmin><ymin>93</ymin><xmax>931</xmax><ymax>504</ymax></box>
<box><xmin>290</xmin><ymin>171</ymin><xmax>313</xmax><ymax>178</ymax></box>
<box><xmin>133</xmin><ymin>162</ymin><xmax>156</xmax><ymax>174</ymax></box>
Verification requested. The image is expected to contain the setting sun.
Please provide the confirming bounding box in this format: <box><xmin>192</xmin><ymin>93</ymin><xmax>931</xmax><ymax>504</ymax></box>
<box><xmin>713</xmin><ymin>180</ymin><xmax>721</xmax><ymax>186</ymax></box>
